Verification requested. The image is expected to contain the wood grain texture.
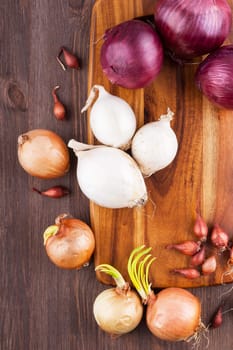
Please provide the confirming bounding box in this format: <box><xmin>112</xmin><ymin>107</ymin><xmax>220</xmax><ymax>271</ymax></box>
<box><xmin>88</xmin><ymin>0</ymin><xmax>233</xmax><ymax>288</ymax></box>
<box><xmin>1</xmin><ymin>1</ymin><xmax>233</xmax><ymax>350</ymax></box>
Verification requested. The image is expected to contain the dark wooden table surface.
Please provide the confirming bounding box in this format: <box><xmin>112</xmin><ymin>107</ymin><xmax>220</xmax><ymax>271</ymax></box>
<box><xmin>1</xmin><ymin>1</ymin><xmax>233</xmax><ymax>349</ymax></box>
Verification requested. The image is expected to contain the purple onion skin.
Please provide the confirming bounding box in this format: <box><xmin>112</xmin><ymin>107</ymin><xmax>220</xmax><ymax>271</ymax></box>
<box><xmin>154</xmin><ymin>0</ymin><xmax>232</xmax><ymax>61</ymax></box>
<box><xmin>195</xmin><ymin>45</ymin><xmax>233</xmax><ymax>110</ymax></box>
<box><xmin>100</xmin><ymin>20</ymin><xmax>164</xmax><ymax>89</ymax></box>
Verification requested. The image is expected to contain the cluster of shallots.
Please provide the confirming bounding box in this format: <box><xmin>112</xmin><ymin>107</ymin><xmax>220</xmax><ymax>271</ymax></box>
<box><xmin>68</xmin><ymin>85</ymin><xmax>178</xmax><ymax>209</ymax></box>
<box><xmin>167</xmin><ymin>213</ymin><xmax>233</xmax><ymax>279</ymax></box>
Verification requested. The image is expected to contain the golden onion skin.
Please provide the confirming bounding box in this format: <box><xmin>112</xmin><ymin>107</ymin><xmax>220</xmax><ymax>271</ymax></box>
<box><xmin>18</xmin><ymin>129</ymin><xmax>70</xmax><ymax>179</ymax></box>
<box><xmin>93</xmin><ymin>288</ymin><xmax>143</xmax><ymax>335</ymax></box>
<box><xmin>44</xmin><ymin>218</ymin><xmax>95</xmax><ymax>269</ymax></box>
<box><xmin>146</xmin><ymin>288</ymin><xmax>201</xmax><ymax>342</ymax></box>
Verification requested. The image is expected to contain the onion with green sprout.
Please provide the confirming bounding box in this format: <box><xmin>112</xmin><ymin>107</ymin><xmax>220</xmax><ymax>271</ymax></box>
<box><xmin>127</xmin><ymin>246</ymin><xmax>206</xmax><ymax>343</ymax></box>
<box><xmin>93</xmin><ymin>263</ymin><xmax>143</xmax><ymax>336</ymax></box>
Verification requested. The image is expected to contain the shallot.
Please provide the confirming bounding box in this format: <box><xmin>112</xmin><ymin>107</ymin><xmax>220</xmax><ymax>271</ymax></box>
<box><xmin>32</xmin><ymin>186</ymin><xmax>69</xmax><ymax>198</ymax></box>
<box><xmin>166</xmin><ymin>240</ymin><xmax>200</xmax><ymax>256</ymax></box>
<box><xmin>190</xmin><ymin>246</ymin><xmax>206</xmax><ymax>267</ymax></box>
<box><xmin>201</xmin><ymin>255</ymin><xmax>217</xmax><ymax>275</ymax></box>
<box><xmin>193</xmin><ymin>213</ymin><xmax>208</xmax><ymax>242</ymax></box>
<box><xmin>172</xmin><ymin>268</ymin><xmax>201</xmax><ymax>280</ymax></box>
<box><xmin>57</xmin><ymin>47</ymin><xmax>79</xmax><ymax>70</ymax></box>
<box><xmin>211</xmin><ymin>224</ymin><xmax>229</xmax><ymax>251</ymax></box>
<box><xmin>52</xmin><ymin>86</ymin><xmax>66</xmax><ymax>120</ymax></box>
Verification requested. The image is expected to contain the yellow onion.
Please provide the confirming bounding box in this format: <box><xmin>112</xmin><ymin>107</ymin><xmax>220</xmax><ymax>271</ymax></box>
<box><xmin>17</xmin><ymin>129</ymin><xmax>70</xmax><ymax>179</ymax></box>
<box><xmin>93</xmin><ymin>264</ymin><xmax>143</xmax><ymax>335</ymax></box>
<box><xmin>43</xmin><ymin>214</ymin><xmax>95</xmax><ymax>269</ymax></box>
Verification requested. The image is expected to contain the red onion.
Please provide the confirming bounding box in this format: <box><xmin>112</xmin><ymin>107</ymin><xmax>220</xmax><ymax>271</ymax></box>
<box><xmin>195</xmin><ymin>45</ymin><xmax>233</xmax><ymax>109</ymax></box>
<box><xmin>100</xmin><ymin>20</ymin><xmax>164</xmax><ymax>89</ymax></box>
<box><xmin>154</xmin><ymin>0</ymin><xmax>232</xmax><ymax>60</ymax></box>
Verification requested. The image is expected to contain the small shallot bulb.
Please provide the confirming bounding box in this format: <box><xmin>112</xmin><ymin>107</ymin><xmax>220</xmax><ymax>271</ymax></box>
<box><xmin>43</xmin><ymin>214</ymin><xmax>95</xmax><ymax>269</ymax></box>
<box><xmin>211</xmin><ymin>224</ymin><xmax>229</xmax><ymax>251</ymax></box>
<box><xmin>173</xmin><ymin>268</ymin><xmax>201</xmax><ymax>279</ymax></box>
<box><xmin>210</xmin><ymin>307</ymin><xmax>223</xmax><ymax>329</ymax></box>
<box><xmin>190</xmin><ymin>246</ymin><xmax>206</xmax><ymax>267</ymax></box>
<box><xmin>68</xmin><ymin>139</ymin><xmax>147</xmax><ymax>209</ymax></box>
<box><xmin>57</xmin><ymin>47</ymin><xmax>80</xmax><ymax>70</ymax></box>
<box><xmin>17</xmin><ymin>129</ymin><xmax>70</xmax><ymax>179</ymax></box>
<box><xmin>166</xmin><ymin>240</ymin><xmax>201</xmax><ymax>256</ymax></box>
<box><xmin>32</xmin><ymin>186</ymin><xmax>69</xmax><ymax>198</ymax></box>
<box><xmin>193</xmin><ymin>213</ymin><xmax>208</xmax><ymax>242</ymax></box>
<box><xmin>81</xmin><ymin>85</ymin><xmax>136</xmax><ymax>150</ymax></box>
<box><xmin>131</xmin><ymin>108</ymin><xmax>178</xmax><ymax>177</ymax></box>
<box><xmin>201</xmin><ymin>255</ymin><xmax>217</xmax><ymax>275</ymax></box>
<box><xmin>52</xmin><ymin>86</ymin><xmax>66</xmax><ymax>120</ymax></box>
<box><xmin>93</xmin><ymin>264</ymin><xmax>143</xmax><ymax>335</ymax></box>
<box><xmin>127</xmin><ymin>246</ymin><xmax>204</xmax><ymax>343</ymax></box>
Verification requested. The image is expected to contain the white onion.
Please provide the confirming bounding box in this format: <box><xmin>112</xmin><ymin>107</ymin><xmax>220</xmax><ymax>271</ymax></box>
<box><xmin>68</xmin><ymin>140</ymin><xmax>147</xmax><ymax>209</ymax></box>
<box><xmin>81</xmin><ymin>85</ymin><xmax>136</xmax><ymax>149</ymax></box>
<box><xmin>131</xmin><ymin>108</ymin><xmax>178</xmax><ymax>177</ymax></box>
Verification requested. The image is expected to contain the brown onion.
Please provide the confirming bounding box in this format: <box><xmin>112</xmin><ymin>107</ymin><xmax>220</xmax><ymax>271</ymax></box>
<box><xmin>17</xmin><ymin>129</ymin><xmax>70</xmax><ymax>179</ymax></box>
<box><xmin>146</xmin><ymin>288</ymin><xmax>202</xmax><ymax>342</ymax></box>
<box><xmin>43</xmin><ymin>214</ymin><xmax>95</xmax><ymax>269</ymax></box>
<box><xmin>128</xmin><ymin>246</ymin><xmax>204</xmax><ymax>343</ymax></box>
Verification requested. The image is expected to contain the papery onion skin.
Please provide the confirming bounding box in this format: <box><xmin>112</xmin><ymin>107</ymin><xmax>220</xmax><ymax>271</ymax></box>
<box><xmin>100</xmin><ymin>20</ymin><xmax>164</xmax><ymax>89</ymax></box>
<box><xmin>44</xmin><ymin>216</ymin><xmax>95</xmax><ymax>269</ymax></box>
<box><xmin>90</xmin><ymin>88</ymin><xmax>136</xmax><ymax>149</ymax></box>
<box><xmin>18</xmin><ymin>129</ymin><xmax>70</xmax><ymax>179</ymax></box>
<box><xmin>75</xmin><ymin>146</ymin><xmax>148</xmax><ymax>209</ymax></box>
<box><xmin>154</xmin><ymin>0</ymin><xmax>232</xmax><ymax>60</ymax></box>
<box><xmin>195</xmin><ymin>45</ymin><xmax>233</xmax><ymax>109</ymax></box>
<box><xmin>93</xmin><ymin>288</ymin><xmax>143</xmax><ymax>335</ymax></box>
<box><xmin>146</xmin><ymin>288</ymin><xmax>201</xmax><ymax>341</ymax></box>
<box><xmin>131</xmin><ymin>110</ymin><xmax>178</xmax><ymax>177</ymax></box>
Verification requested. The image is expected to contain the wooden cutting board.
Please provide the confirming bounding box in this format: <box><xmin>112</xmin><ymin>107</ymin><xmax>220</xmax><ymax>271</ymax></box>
<box><xmin>87</xmin><ymin>0</ymin><xmax>233</xmax><ymax>288</ymax></box>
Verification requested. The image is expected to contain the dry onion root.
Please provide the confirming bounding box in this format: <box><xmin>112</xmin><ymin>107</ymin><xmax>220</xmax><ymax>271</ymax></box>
<box><xmin>17</xmin><ymin>129</ymin><xmax>70</xmax><ymax>179</ymax></box>
<box><xmin>43</xmin><ymin>214</ymin><xmax>95</xmax><ymax>269</ymax></box>
<box><xmin>127</xmin><ymin>246</ymin><xmax>207</xmax><ymax>345</ymax></box>
<box><xmin>93</xmin><ymin>264</ymin><xmax>143</xmax><ymax>335</ymax></box>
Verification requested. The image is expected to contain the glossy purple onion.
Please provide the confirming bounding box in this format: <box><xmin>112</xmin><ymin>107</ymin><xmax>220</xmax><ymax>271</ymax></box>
<box><xmin>195</xmin><ymin>45</ymin><xmax>233</xmax><ymax>109</ymax></box>
<box><xmin>100</xmin><ymin>20</ymin><xmax>164</xmax><ymax>89</ymax></box>
<box><xmin>154</xmin><ymin>0</ymin><xmax>232</xmax><ymax>60</ymax></box>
